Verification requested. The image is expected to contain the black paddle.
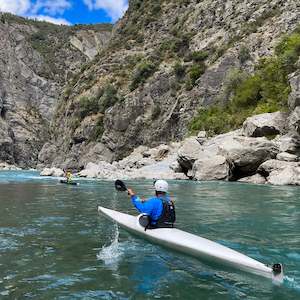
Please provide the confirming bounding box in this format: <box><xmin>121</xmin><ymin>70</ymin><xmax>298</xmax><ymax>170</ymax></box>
<box><xmin>115</xmin><ymin>179</ymin><xmax>128</xmax><ymax>192</ymax></box>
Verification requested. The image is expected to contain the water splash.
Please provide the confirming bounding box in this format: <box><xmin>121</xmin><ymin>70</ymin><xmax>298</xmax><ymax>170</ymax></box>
<box><xmin>97</xmin><ymin>224</ymin><xmax>121</xmax><ymax>268</ymax></box>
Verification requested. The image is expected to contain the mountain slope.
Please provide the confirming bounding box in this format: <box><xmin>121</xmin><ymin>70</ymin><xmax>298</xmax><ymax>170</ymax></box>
<box><xmin>0</xmin><ymin>13</ymin><xmax>112</xmax><ymax>167</ymax></box>
<box><xmin>44</xmin><ymin>0</ymin><xmax>300</xmax><ymax>170</ymax></box>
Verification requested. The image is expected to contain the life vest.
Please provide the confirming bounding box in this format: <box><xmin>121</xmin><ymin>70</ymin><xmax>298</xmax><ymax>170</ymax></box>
<box><xmin>139</xmin><ymin>198</ymin><xmax>176</xmax><ymax>231</ymax></box>
<box><xmin>156</xmin><ymin>199</ymin><xmax>176</xmax><ymax>227</ymax></box>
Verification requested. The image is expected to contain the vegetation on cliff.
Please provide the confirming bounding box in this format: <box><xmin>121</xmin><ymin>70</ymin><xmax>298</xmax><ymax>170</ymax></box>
<box><xmin>190</xmin><ymin>25</ymin><xmax>300</xmax><ymax>135</ymax></box>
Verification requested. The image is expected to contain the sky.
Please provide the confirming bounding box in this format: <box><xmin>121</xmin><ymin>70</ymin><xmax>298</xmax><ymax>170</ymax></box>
<box><xmin>0</xmin><ymin>0</ymin><xmax>129</xmax><ymax>25</ymax></box>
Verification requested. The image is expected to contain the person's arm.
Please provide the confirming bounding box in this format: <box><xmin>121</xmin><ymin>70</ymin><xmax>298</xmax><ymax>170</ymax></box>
<box><xmin>127</xmin><ymin>188</ymin><xmax>153</xmax><ymax>214</ymax></box>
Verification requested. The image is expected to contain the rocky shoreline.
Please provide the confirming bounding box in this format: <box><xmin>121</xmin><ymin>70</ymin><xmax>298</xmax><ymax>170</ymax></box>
<box><xmin>38</xmin><ymin>110</ymin><xmax>300</xmax><ymax>186</ymax></box>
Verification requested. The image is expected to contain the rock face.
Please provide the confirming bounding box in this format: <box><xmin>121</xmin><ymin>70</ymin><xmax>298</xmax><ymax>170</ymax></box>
<box><xmin>288</xmin><ymin>70</ymin><xmax>300</xmax><ymax>110</ymax></box>
<box><xmin>44</xmin><ymin>0</ymin><xmax>300</xmax><ymax>169</ymax></box>
<box><xmin>0</xmin><ymin>13</ymin><xmax>112</xmax><ymax>168</ymax></box>
<box><xmin>242</xmin><ymin>112</ymin><xmax>287</xmax><ymax>137</ymax></box>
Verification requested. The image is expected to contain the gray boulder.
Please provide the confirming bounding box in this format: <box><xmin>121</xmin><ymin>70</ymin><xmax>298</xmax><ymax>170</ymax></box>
<box><xmin>192</xmin><ymin>155</ymin><xmax>231</xmax><ymax>181</ymax></box>
<box><xmin>258</xmin><ymin>159</ymin><xmax>300</xmax><ymax>174</ymax></box>
<box><xmin>258</xmin><ymin>159</ymin><xmax>300</xmax><ymax>185</ymax></box>
<box><xmin>267</xmin><ymin>167</ymin><xmax>300</xmax><ymax>185</ymax></box>
<box><xmin>274</xmin><ymin>134</ymin><xmax>300</xmax><ymax>154</ymax></box>
<box><xmin>276</xmin><ymin>152</ymin><xmax>298</xmax><ymax>162</ymax></box>
<box><xmin>218</xmin><ymin>136</ymin><xmax>278</xmax><ymax>175</ymax></box>
<box><xmin>40</xmin><ymin>167</ymin><xmax>64</xmax><ymax>177</ymax></box>
<box><xmin>177</xmin><ymin>137</ymin><xmax>202</xmax><ymax>171</ymax></box>
<box><xmin>242</xmin><ymin>112</ymin><xmax>287</xmax><ymax>137</ymax></box>
<box><xmin>238</xmin><ymin>174</ymin><xmax>266</xmax><ymax>184</ymax></box>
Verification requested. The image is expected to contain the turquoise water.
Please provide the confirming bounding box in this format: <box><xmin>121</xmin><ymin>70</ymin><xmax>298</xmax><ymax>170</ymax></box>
<box><xmin>0</xmin><ymin>171</ymin><xmax>299</xmax><ymax>299</ymax></box>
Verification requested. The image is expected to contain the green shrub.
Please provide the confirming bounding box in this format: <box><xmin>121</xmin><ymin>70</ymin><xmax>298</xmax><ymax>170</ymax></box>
<box><xmin>187</xmin><ymin>63</ymin><xmax>206</xmax><ymax>86</ymax></box>
<box><xmin>90</xmin><ymin>117</ymin><xmax>104</xmax><ymax>141</ymax></box>
<box><xmin>231</xmin><ymin>75</ymin><xmax>262</xmax><ymax>109</ymax></box>
<box><xmin>151</xmin><ymin>105</ymin><xmax>161</xmax><ymax>119</ymax></box>
<box><xmin>98</xmin><ymin>84</ymin><xmax>119</xmax><ymax>113</ymax></box>
<box><xmin>130</xmin><ymin>61</ymin><xmax>157</xmax><ymax>91</ymax></box>
<box><xmin>173</xmin><ymin>62</ymin><xmax>186</xmax><ymax>78</ymax></box>
<box><xmin>238</xmin><ymin>45</ymin><xmax>251</xmax><ymax>64</ymax></box>
<box><xmin>191</xmin><ymin>50</ymin><xmax>209</xmax><ymax>62</ymax></box>
<box><xmin>78</xmin><ymin>96</ymin><xmax>99</xmax><ymax>119</ymax></box>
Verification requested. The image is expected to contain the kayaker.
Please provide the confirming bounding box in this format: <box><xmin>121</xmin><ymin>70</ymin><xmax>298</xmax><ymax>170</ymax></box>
<box><xmin>127</xmin><ymin>180</ymin><xmax>176</xmax><ymax>229</ymax></box>
<box><xmin>64</xmin><ymin>170</ymin><xmax>72</xmax><ymax>183</ymax></box>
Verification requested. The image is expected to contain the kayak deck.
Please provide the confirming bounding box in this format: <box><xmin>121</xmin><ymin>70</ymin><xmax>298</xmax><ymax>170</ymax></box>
<box><xmin>60</xmin><ymin>180</ymin><xmax>79</xmax><ymax>186</ymax></box>
<box><xmin>98</xmin><ymin>206</ymin><xmax>283</xmax><ymax>283</ymax></box>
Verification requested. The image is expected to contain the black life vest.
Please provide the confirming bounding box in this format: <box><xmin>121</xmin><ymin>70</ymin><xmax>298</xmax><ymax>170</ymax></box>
<box><xmin>156</xmin><ymin>199</ymin><xmax>176</xmax><ymax>227</ymax></box>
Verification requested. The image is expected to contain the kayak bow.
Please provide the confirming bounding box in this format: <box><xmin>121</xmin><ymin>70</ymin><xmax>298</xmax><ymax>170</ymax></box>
<box><xmin>98</xmin><ymin>206</ymin><xmax>283</xmax><ymax>283</ymax></box>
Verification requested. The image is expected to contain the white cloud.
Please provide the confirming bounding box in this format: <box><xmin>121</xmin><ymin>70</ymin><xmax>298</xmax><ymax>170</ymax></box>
<box><xmin>0</xmin><ymin>0</ymin><xmax>31</xmax><ymax>15</ymax></box>
<box><xmin>0</xmin><ymin>0</ymin><xmax>72</xmax><ymax>25</ymax></box>
<box><xmin>32</xmin><ymin>0</ymin><xmax>72</xmax><ymax>16</ymax></box>
<box><xmin>28</xmin><ymin>14</ymin><xmax>71</xmax><ymax>25</ymax></box>
<box><xmin>83</xmin><ymin>0</ymin><xmax>128</xmax><ymax>22</ymax></box>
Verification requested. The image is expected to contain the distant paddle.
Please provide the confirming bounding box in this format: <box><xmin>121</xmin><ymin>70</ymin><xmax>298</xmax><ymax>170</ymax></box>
<box><xmin>115</xmin><ymin>179</ymin><xmax>127</xmax><ymax>192</ymax></box>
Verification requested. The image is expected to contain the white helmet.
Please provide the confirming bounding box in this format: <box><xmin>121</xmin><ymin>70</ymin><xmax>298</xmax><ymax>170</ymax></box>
<box><xmin>154</xmin><ymin>180</ymin><xmax>168</xmax><ymax>193</ymax></box>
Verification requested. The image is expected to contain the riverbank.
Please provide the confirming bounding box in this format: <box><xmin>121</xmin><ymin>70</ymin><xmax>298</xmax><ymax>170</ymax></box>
<box><xmin>38</xmin><ymin>111</ymin><xmax>300</xmax><ymax>186</ymax></box>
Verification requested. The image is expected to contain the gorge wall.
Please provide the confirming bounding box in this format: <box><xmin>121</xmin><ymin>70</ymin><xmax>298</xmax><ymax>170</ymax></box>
<box><xmin>0</xmin><ymin>13</ymin><xmax>111</xmax><ymax>168</ymax></box>
<box><xmin>1</xmin><ymin>0</ymin><xmax>300</xmax><ymax>171</ymax></box>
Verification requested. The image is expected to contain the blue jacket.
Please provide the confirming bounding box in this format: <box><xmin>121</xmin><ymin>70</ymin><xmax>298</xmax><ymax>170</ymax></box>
<box><xmin>131</xmin><ymin>194</ymin><xmax>170</xmax><ymax>224</ymax></box>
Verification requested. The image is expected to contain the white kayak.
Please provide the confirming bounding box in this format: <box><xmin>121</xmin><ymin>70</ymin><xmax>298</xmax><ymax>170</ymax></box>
<box><xmin>98</xmin><ymin>206</ymin><xmax>284</xmax><ymax>283</ymax></box>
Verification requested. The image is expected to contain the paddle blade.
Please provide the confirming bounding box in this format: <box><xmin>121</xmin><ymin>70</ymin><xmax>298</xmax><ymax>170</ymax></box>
<box><xmin>115</xmin><ymin>180</ymin><xmax>127</xmax><ymax>192</ymax></box>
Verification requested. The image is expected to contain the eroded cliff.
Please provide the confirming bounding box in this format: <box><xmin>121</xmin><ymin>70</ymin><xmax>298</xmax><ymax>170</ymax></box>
<box><xmin>0</xmin><ymin>13</ymin><xmax>112</xmax><ymax>167</ymax></box>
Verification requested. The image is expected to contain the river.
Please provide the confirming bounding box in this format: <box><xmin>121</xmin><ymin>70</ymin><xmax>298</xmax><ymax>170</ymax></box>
<box><xmin>0</xmin><ymin>171</ymin><xmax>299</xmax><ymax>299</ymax></box>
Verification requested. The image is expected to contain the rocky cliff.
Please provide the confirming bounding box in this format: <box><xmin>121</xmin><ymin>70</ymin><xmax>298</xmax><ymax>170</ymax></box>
<box><xmin>40</xmin><ymin>0</ymin><xmax>300</xmax><ymax>170</ymax></box>
<box><xmin>0</xmin><ymin>13</ymin><xmax>112</xmax><ymax>168</ymax></box>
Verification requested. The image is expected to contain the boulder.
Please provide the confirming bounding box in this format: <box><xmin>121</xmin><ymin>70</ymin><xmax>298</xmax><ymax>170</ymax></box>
<box><xmin>40</xmin><ymin>167</ymin><xmax>64</xmax><ymax>177</ymax></box>
<box><xmin>79</xmin><ymin>161</ymin><xmax>126</xmax><ymax>180</ymax></box>
<box><xmin>192</xmin><ymin>155</ymin><xmax>231</xmax><ymax>181</ymax></box>
<box><xmin>238</xmin><ymin>174</ymin><xmax>266</xmax><ymax>184</ymax></box>
<box><xmin>273</xmin><ymin>134</ymin><xmax>300</xmax><ymax>154</ymax></box>
<box><xmin>142</xmin><ymin>145</ymin><xmax>170</xmax><ymax>161</ymax></box>
<box><xmin>177</xmin><ymin>137</ymin><xmax>202</xmax><ymax>171</ymax></box>
<box><xmin>0</xmin><ymin>162</ymin><xmax>21</xmax><ymax>170</ymax></box>
<box><xmin>267</xmin><ymin>167</ymin><xmax>300</xmax><ymax>186</ymax></box>
<box><xmin>276</xmin><ymin>152</ymin><xmax>299</xmax><ymax>162</ymax></box>
<box><xmin>258</xmin><ymin>159</ymin><xmax>300</xmax><ymax>175</ymax></box>
<box><xmin>218</xmin><ymin>136</ymin><xmax>278</xmax><ymax>175</ymax></box>
<box><xmin>169</xmin><ymin>160</ymin><xmax>183</xmax><ymax>173</ymax></box>
<box><xmin>242</xmin><ymin>112</ymin><xmax>287</xmax><ymax>137</ymax></box>
<box><xmin>257</xmin><ymin>159</ymin><xmax>300</xmax><ymax>185</ymax></box>
<box><xmin>196</xmin><ymin>131</ymin><xmax>207</xmax><ymax>145</ymax></box>
<box><xmin>129</xmin><ymin>161</ymin><xmax>188</xmax><ymax>180</ymax></box>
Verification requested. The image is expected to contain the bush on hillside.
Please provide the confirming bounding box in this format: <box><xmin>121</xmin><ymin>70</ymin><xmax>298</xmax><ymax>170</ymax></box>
<box><xmin>130</xmin><ymin>61</ymin><xmax>157</xmax><ymax>91</ymax></box>
<box><xmin>189</xmin><ymin>25</ymin><xmax>300</xmax><ymax>135</ymax></box>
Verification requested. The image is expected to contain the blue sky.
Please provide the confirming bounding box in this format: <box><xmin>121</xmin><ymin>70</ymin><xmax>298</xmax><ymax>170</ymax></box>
<box><xmin>0</xmin><ymin>0</ymin><xmax>129</xmax><ymax>25</ymax></box>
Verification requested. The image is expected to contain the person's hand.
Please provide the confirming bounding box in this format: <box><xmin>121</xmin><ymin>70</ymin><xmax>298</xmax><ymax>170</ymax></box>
<box><xmin>127</xmin><ymin>188</ymin><xmax>135</xmax><ymax>196</ymax></box>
